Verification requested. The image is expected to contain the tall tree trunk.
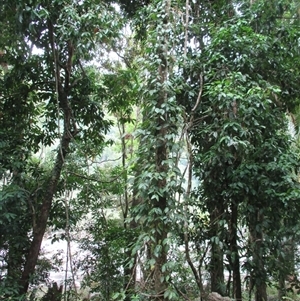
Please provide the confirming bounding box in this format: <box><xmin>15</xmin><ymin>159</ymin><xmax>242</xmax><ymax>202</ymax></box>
<box><xmin>185</xmin><ymin>132</ymin><xmax>204</xmax><ymax>298</ymax></box>
<box><xmin>152</xmin><ymin>0</ymin><xmax>171</xmax><ymax>299</ymax></box>
<box><xmin>132</xmin><ymin>0</ymin><xmax>176</xmax><ymax>298</ymax></box>
<box><xmin>229</xmin><ymin>200</ymin><xmax>242</xmax><ymax>301</ymax></box>
<box><xmin>119</xmin><ymin>119</ymin><xmax>135</xmax><ymax>300</ymax></box>
<box><xmin>249</xmin><ymin>209</ymin><xmax>267</xmax><ymax>301</ymax></box>
<box><xmin>278</xmin><ymin>273</ymin><xmax>285</xmax><ymax>300</ymax></box>
<box><xmin>124</xmin><ymin>193</ymin><xmax>141</xmax><ymax>300</ymax></box>
<box><xmin>151</xmin><ymin>59</ymin><xmax>169</xmax><ymax>300</ymax></box>
<box><xmin>210</xmin><ymin>205</ymin><xmax>225</xmax><ymax>296</ymax></box>
<box><xmin>124</xmin><ymin>115</ymin><xmax>145</xmax><ymax>300</ymax></box>
<box><xmin>278</xmin><ymin>234</ymin><xmax>296</xmax><ymax>300</ymax></box>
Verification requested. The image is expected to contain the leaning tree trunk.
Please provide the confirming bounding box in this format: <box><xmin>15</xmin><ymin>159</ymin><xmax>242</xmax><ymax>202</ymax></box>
<box><xmin>20</xmin><ymin>111</ymin><xmax>73</xmax><ymax>293</ymax></box>
<box><xmin>19</xmin><ymin>20</ymin><xmax>76</xmax><ymax>293</ymax></box>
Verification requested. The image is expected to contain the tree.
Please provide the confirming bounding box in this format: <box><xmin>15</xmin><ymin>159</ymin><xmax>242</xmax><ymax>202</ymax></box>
<box><xmin>188</xmin><ymin>1</ymin><xmax>300</xmax><ymax>299</ymax></box>
<box><xmin>129</xmin><ymin>0</ymin><xmax>185</xmax><ymax>299</ymax></box>
<box><xmin>0</xmin><ymin>0</ymin><xmax>120</xmax><ymax>296</ymax></box>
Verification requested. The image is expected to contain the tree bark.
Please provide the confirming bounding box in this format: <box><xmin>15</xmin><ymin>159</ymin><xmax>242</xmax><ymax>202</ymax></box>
<box><xmin>210</xmin><ymin>205</ymin><xmax>225</xmax><ymax>296</ymax></box>
<box><xmin>249</xmin><ymin>209</ymin><xmax>267</xmax><ymax>301</ymax></box>
<box><xmin>229</xmin><ymin>200</ymin><xmax>242</xmax><ymax>300</ymax></box>
<box><xmin>19</xmin><ymin>125</ymin><xmax>72</xmax><ymax>293</ymax></box>
<box><xmin>124</xmin><ymin>193</ymin><xmax>141</xmax><ymax>300</ymax></box>
<box><xmin>278</xmin><ymin>273</ymin><xmax>285</xmax><ymax>300</ymax></box>
<box><xmin>278</xmin><ymin>235</ymin><xmax>296</xmax><ymax>300</ymax></box>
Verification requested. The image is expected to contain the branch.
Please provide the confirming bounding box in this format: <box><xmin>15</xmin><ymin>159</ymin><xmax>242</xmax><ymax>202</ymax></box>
<box><xmin>90</xmin><ymin>156</ymin><xmax>122</xmax><ymax>165</ymax></box>
<box><xmin>68</xmin><ymin>171</ymin><xmax>123</xmax><ymax>184</ymax></box>
<box><xmin>114</xmin><ymin>50</ymin><xmax>132</xmax><ymax>68</ymax></box>
<box><xmin>171</xmin><ymin>281</ymin><xmax>192</xmax><ymax>301</ymax></box>
<box><xmin>65</xmin><ymin>40</ymin><xmax>73</xmax><ymax>90</ymax></box>
<box><xmin>191</xmin><ymin>73</ymin><xmax>203</xmax><ymax>112</ymax></box>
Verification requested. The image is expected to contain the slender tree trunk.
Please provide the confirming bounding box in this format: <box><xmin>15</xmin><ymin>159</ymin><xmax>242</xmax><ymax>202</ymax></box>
<box><xmin>229</xmin><ymin>200</ymin><xmax>242</xmax><ymax>301</ymax></box>
<box><xmin>249</xmin><ymin>209</ymin><xmax>267</xmax><ymax>301</ymax></box>
<box><xmin>119</xmin><ymin>119</ymin><xmax>136</xmax><ymax>300</ymax></box>
<box><xmin>278</xmin><ymin>235</ymin><xmax>296</xmax><ymax>300</ymax></box>
<box><xmin>132</xmin><ymin>0</ymin><xmax>175</xmax><ymax>298</ymax></box>
<box><xmin>184</xmin><ymin>133</ymin><xmax>203</xmax><ymax>298</ymax></box>
<box><xmin>124</xmin><ymin>193</ymin><xmax>141</xmax><ymax>300</ymax></box>
<box><xmin>278</xmin><ymin>273</ymin><xmax>285</xmax><ymax>300</ymax></box>
<box><xmin>210</xmin><ymin>205</ymin><xmax>225</xmax><ymax>296</ymax></box>
<box><xmin>210</xmin><ymin>242</ymin><xmax>224</xmax><ymax>295</ymax></box>
<box><xmin>124</xmin><ymin>114</ymin><xmax>145</xmax><ymax>300</ymax></box>
<box><xmin>254</xmin><ymin>234</ymin><xmax>267</xmax><ymax>301</ymax></box>
<box><xmin>226</xmin><ymin>269</ymin><xmax>231</xmax><ymax>297</ymax></box>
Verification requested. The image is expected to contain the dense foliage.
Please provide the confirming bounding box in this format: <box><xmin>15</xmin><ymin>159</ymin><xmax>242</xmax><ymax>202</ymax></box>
<box><xmin>0</xmin><ymin>0</ymin><xmax>300</xmax><ymax>300</ymax></box>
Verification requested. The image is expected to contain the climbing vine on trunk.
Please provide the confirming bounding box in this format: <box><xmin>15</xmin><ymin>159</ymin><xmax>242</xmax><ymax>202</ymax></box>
<box><xmin>131</xmin><ymin>0</ymin><xmax>185</xmax><ymax>299</ymax></box>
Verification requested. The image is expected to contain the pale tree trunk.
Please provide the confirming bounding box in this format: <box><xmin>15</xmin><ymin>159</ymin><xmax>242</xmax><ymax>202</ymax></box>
<box><xmin>118</xmin><ymin>120</ymin><xmax>135</xmax><ymax>300</ymax></box>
